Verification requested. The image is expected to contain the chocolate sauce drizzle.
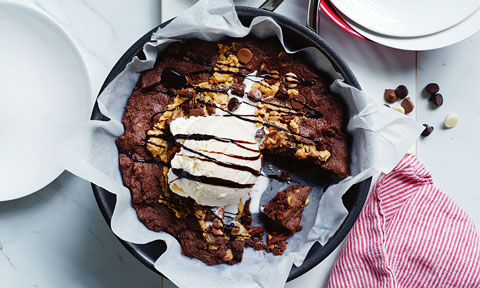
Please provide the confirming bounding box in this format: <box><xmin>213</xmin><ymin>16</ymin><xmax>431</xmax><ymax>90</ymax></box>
<box><xmin>196</xmin><ymin>149</ymin><xmax>261</xmax><ymax>161</ymax></box>
<box><xmin>178</xmin><ymin>145</ymin><xmax>260</xmax><ymax>176</ymax></box>
<box><xmin>179</xmin><ymin>153</ymin><xmax>259</xmax><ymax>176</ymax></box>
<box><xmin>174</xmin><ymin>133</ymin><xmax>259</xmax><ymax>153</ymax></box>
<box><xmin>171</xmin><ymin>168</ymin><xmax>255</xmax><ymax>189</ymax></box>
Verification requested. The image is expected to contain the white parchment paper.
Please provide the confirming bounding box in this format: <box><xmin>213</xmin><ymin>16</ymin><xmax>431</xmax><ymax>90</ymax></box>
<box><xmin>55</xmin><ymin>0</ymin><xmax>424</xmax><ymax>287</ymax></box>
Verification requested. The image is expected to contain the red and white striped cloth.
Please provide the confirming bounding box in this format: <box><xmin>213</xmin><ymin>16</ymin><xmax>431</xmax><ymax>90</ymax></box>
<box><xmin>327</xmin><ymin>155</ymin><xmax>480</xmax><ymax>287</ymax></box>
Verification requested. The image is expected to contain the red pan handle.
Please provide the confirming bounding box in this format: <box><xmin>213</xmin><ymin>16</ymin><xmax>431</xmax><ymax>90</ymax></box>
<box><xmin>320</xmin><ymin>0</ymin><xmax>367</xmax><ymax>40</ymax></box>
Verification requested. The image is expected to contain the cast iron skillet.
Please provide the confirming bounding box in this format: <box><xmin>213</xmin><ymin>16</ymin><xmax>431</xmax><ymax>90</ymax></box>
<box><xmin>91</xmin><ymin>6</ymin><xmax>371</xmax><ymax>282</ymax></box>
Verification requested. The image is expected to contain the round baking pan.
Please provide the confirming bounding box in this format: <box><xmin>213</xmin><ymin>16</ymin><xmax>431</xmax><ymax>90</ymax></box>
<box><xmin>91</xmin><ymin>6</ymin><xmax>371</xmax><ymax>282</ymax></box>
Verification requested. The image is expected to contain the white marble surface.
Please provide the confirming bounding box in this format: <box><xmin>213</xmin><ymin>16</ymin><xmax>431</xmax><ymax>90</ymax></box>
<box><xmin>1</xmin><ymin>0</ymin><xmax>479</xmax><ymax>287</ymax></box>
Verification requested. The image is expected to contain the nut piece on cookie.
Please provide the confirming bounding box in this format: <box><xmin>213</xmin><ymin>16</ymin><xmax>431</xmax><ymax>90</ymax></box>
<box><xmin>262</xmin><ymin>185</ymin><xmax>311</xmax><ymax>234</ymax></box>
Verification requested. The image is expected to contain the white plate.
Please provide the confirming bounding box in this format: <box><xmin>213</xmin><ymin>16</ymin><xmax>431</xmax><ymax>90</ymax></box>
<box><xmin>330</xmin><ymin>0</ymin><xmax>480</xmax><ymax>37</ymax></box>
<box><xmin>0</xmin><ymin>0</ymin><xmax>92</xmax><ymax>201</ymax></box>
<box><xmin>338</xmin><ymin>6</ymin><xmax>480</xmax><ymax>51</ymax></box>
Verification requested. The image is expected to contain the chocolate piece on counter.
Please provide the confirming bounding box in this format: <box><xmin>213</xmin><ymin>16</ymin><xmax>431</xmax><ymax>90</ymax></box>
<box><xmin>237</xmin><ymin>48</ymin><xmax>252</xmax><ymax>64</ymax></box>
<box><xmin>228</xmin><ymin>97</ymin><xmax>240</xmax><ymax>112</ymax></box>
<box><xmin>395</xmin><ymin>85</ymin><xmax>409</xmax><ymax>99</ymax></box>
<box><xmin>384</xmin><ymin>89</ymin><xmax>397</xmax><ymax>103</ymax></box>
<box><xmin>255</xmin><ymin>127</ymin><xmax>266</xmax><ymax>140</ymax></box>
<box><xmin>262</xmin><ymin>185</ymin><xmax>310</xmax><ymax>234</ymax></box>
<box><xmin>421</xmin><ymin>124</ymin><xmax>434</xmax><ymax>137</ymax></box>
<box><xmin>248</xmin><ymin>88</ymin><xmax>262</xmax><ymax>102</ymax></box>
<box><xmin>429</xmin><ymin>93</ymin><xmax>443</xmax><ymax>107</ymax></box>
<box><xmin>290</xmin><ymin>94</ymin><xmax>306</xmax><ymax>110</ymax></box>
<box><xmin>426</xmin><ymin>83</ymin><xmax>440</xmax><ymax>95</ymax></box>
<box><xmin>275</xmin><ymin>84</ymin><xmax>288</xmax><ymax>100</ymax></box>
<box><xmin>401</xmin><ymin>97</ymin><xmax>414</xmax><ymax>114</ymax></box>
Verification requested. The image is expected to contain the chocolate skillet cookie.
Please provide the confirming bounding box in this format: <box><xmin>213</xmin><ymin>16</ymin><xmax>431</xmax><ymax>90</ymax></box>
<box><xmin>116</xmin><ymin>36</ymin><xmax>350</xmax><ymax>265</ymax></box>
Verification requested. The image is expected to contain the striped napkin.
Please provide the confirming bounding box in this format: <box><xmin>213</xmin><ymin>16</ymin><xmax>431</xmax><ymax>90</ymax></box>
<box><xmin>327</xmin><ymin>155</ymin><xmax>480</xmax><ymax>287</ymax></box>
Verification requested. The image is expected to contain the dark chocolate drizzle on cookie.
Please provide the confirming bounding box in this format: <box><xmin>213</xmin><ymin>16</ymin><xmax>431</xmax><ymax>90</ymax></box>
<box><xmin>173</xmin><ymin>133</ymin><xmax>259</xmax><ymax>153</ymax></box>
<box><xmin>171</xmin><ymin>168</ymin><xmax>255</xmax><ymax>189</ymax></box>
<box><xmin>196</xmin><ymin>149</ymin><xmax>261</xmax><ymax>161</ymax></box>
<box><xmin>178</xmin><ymin>145</ymin><xmax>261</xmax><ymax>176</ymax></box>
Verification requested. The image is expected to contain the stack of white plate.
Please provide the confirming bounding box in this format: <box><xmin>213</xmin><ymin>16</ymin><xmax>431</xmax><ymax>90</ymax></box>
<box><xmin>0</xmin><ymin>0</ymin><xmax>92</xmax><ymax>201</ymax></box>
<box><xmin>325</xmin><ymin>0</ymin><xmax>480</xmax><ymax>50</ymax></box>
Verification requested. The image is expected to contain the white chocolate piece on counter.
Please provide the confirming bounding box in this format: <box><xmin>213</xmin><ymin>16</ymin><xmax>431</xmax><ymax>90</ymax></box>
<box><xmin>393</xmin><ymin>106</ymin><xmax>405</xmax><ymax>114</ymax></box>
<box><xmin>406</xmin><ymin>144</ymin><xmax>416</xmax><ymax>155</ymax></box>
<box><xmin>444</xmin><ymin>113</ymin><xmax>459</xmax><ymax>128</ymax></box>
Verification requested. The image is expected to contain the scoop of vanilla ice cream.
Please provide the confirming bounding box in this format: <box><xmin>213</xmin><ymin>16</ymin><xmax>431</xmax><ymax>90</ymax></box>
<box><xmin>167</xmin><ymin>116</ymin><xmax>262</xmax><ymax>207</ymax></box>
